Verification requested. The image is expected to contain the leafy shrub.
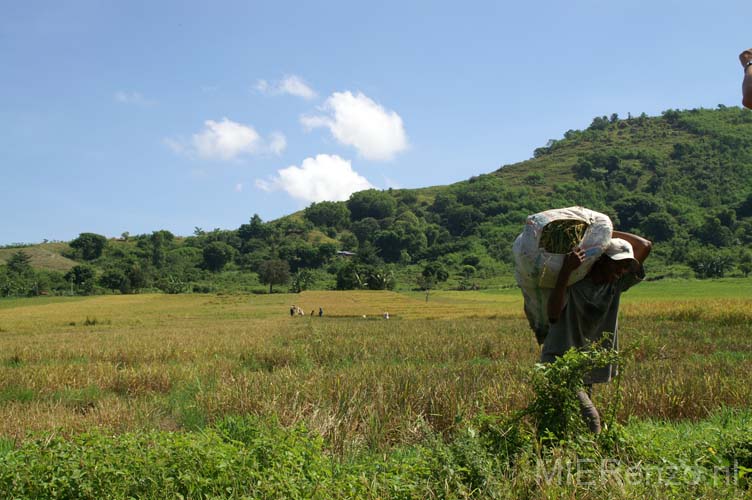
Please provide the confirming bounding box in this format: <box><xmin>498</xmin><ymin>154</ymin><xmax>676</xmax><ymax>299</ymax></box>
<box><xmin>523</xmin><ymin>342</ymin><xmax>620</xmax><ymax>440</ymax></box>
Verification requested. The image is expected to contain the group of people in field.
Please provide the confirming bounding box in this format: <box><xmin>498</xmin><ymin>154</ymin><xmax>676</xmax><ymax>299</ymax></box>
<box><xmin>288</xmin><ymin>306</ymin><xmax>391</xmax><ymax>319</ymax></box>
<box><xmin>539</xmin><ymin>49</ymin><xmax>752</xmax><ymax>434</ymax></box>
<box><xmin>290</xmin><ymin>305</ymin><xmax>324</xmax><ymax>317</ymax></box>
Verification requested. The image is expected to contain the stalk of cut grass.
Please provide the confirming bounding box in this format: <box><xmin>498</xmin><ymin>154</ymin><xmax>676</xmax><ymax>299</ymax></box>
<box><xmin>538</xmin><ymin>219</ymin><xmax>588</xmax><ymax>253</ymax></box>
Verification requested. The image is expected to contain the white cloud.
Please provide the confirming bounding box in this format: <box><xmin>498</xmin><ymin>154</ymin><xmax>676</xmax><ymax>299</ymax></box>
<box><xmin>162</xmin><ymin>137</ymin><xmax>187</xmax><ymax>155</ymax></box>
<box><xmin>255</xmin><ymin>75</ymin><xmax>317</xmax><ymax>100</ymax></box>
<box><xmin>268</xmin><ymin>132</ymin><xmax>287</xmax><ymax>155</ymax></box>
<box><xmin>114</xmin><ymin>90</ymin><xmax>148</xmax><ymax>105</ymax></box>
<box><xmin>278</xmin><ymin>75</ymin><xmax>317</xmax><ymax>99</ymax></box>
<box><xmin>192</xmin><ymin>118</ymin><xmax>261</xmax><ymax>160</ymax></box>
<box><xmin>255</xmin><ymin>178</ymin><xmax>273</xmax><ymax>191</ymax></box>
<box><xmin>166</xmin><ymin>119</ymin><xmax>286</xmax><ymax>160</ymax></box>
<box><xmin>255</xmin><ymin>154</ymin><xmax>373</xmax><ymax>203</ymax></box>
<box><xmin>235</xmin><ymin>183</ymin><xmax>244</xmax><ymax>192</ymax></box>
<box><xmin>301</xmin><ymin>91</ymin><xmax>408</xmax><ymax>161</ymax></box>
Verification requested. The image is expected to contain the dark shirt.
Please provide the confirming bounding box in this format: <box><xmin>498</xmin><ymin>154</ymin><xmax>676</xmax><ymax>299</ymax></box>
<box><xmin>540</xmin><ymin>265</ymin><xmax>644</xmax><ymax>383</ymax></box>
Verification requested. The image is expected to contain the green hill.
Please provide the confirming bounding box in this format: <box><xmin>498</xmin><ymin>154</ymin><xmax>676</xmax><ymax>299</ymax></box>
<box><xmin>0</xmin><ymin>243</ymin><xmax>77</xmax><ymax>272</ymax></box>
<box><xmin>3</xmin><ymin>107</ymin><xmax>752</xmax><ymax>296</ymax></box>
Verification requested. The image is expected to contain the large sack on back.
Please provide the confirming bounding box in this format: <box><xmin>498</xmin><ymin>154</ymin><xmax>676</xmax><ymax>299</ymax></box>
<box><xmin>513</xmin><ymin>206</ymin><xmax>612</xmax><ymax>343</ymax></box>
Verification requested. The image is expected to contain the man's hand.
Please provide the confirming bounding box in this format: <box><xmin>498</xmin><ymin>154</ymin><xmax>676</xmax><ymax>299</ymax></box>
<box><xmin>547</xmin><ymin>248</ymin><xmax>585</xmax><ymax>324</ymax></box>
<box><xmin>741</xmin><ymin>48</ymin><xmax>752</xmax><ymax>109</ymax></box>
<box><xmin>562</xmin><ymin>247</ymin><xmax>586</xmax><ymax>274</ymax></box>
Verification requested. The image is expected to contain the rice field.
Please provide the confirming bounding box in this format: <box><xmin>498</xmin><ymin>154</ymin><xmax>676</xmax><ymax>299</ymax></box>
<box><xmin>0</xmin><ymin>279</ymin><xmax>750</xmax><ymax>452</ymax></box>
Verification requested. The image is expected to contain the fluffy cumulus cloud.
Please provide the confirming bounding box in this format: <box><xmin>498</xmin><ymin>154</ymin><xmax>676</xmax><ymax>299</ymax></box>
<box><xmin>255</xmin><ymin>75</ymin><xmax>317</xmax><ymax>100</ymax></box>
<box><xmin>193</xmin><ymin>118</ymin><xmax>261</xmax><ymax>160</ymax></box>
<box><xmin>255</xmin><ymin>154</ymin><xmax>373</xmax><ymax>203</ymax></box>
<box><xmin>166</xmin><ymin>119</ymin><xmax>286</xmax><ymax>160</ymax></box>
<box><xmin>301</xmin><ymin>91</ymin><xmax>408</xmax><ymax>161</ymax></box>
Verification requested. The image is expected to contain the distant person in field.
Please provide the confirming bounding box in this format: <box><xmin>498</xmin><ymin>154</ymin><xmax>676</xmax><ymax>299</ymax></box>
<box><xmin>741</xmin><ymin>48</ymin><xmax>752</xmax><ymax>109</ymax></box>
<box><xmin>543</xmin><ymin>231</ymin><xmax>652</xmax><ymax>433</ymax></box>
<box><xmin>290</xmin><ymin>305</ymin><xmax>295</xmax><ymax>317</ymax></box>
<box><xmin>319</xmin><ymin>307</ymin><xmax>323</xmax><ymax>317</ymax></box>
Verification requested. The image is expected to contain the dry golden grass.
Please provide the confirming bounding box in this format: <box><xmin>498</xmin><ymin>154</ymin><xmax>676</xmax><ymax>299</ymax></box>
<box><xmin>0</xmin><ymin>243</ymin><xmax>77</xmax><ymax>272</ymax></box>
<box><xmin>0</xmin><ymin>282</ymin><xmax>750</xmax><ymax>451</ymax></box>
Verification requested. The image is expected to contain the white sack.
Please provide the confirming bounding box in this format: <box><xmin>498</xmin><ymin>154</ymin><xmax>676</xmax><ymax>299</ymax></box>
<box><xmin>513</xmin><ymin>206</ymin><xmax>612</xmax><ymax>343</ymax></box>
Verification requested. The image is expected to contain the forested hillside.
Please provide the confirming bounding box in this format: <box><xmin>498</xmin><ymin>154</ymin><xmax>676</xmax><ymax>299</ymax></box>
<box><xmin>3</xmin><ymin>106</ymin><xmax>752</xmax><ymax>296</ymax></box>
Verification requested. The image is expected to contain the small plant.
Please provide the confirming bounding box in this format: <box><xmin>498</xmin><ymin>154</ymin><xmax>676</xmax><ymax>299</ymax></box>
<box><xmin>522</xmin><ymin>339</ymin><xmax>620</xmax><ymax>441</ymax></box>
<box><xmin>157</xmin><ymin>275</ymin><xmax>188</xmax><ymax>294</ymax></box>
<box><xmin>4</xmin><ymin>353</ymin><xmax>22</xmax><ymax>367</ymax></box>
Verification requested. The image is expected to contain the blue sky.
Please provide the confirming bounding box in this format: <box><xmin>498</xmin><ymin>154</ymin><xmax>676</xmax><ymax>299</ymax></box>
<box><xmin>1</xmin><ymin>0</ymin><xmax>749</xmax><ymax>245</ymax></box>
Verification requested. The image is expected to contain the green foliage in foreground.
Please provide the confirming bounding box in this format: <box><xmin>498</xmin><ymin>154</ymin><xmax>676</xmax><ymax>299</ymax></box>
<box><xmin>1</xmin><ymin>411</ymin><xmax>750</xmax><ymax>499</ymax></box>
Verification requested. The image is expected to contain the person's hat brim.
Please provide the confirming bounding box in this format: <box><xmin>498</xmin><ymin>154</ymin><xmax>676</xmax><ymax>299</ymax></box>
<box><xmin>605</xmin><ymin>238</ymin><xmax>636</xmax><ymax>262</ymax></box>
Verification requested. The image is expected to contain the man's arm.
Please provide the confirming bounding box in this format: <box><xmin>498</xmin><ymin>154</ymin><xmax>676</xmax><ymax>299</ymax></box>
<box><xmin>547</xmin><ymin>248</ymin><xmax>585</xmax><ymax>323</ymax></box>
<box><xmin>741</xmin><ymin>49</ymin><xmax>752</xmax><ymax>109</ymax></box>
<box><xmin>612</xmin><ymin>230</ymin><xmax>652</xmax><ymax>264</ymax></box>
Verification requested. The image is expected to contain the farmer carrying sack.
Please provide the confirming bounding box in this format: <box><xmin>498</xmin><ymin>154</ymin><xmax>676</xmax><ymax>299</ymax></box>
<box><xmin>513</xmin><ymin>206</ymin><xmax>613</xmax><ymax>344</ymax></box>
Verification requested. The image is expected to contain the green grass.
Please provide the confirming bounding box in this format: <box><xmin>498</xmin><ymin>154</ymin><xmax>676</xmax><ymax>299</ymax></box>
<box><xmin>0</xmin><ymin>410</ymin><xmax>749</xmax><ymax>499</ymax></box>
<box><xmin>0</xmin><ymin>295</ymin><xmax>88</xmax><ymax>310</ymax></box>
<box><xmin>627</xmin><ymin>407</ymin><xmax>752</xmax><ymax>465</ymax></box>
<box><xmin>0</xmin><ymin>385</ymin><xmax>36</xmax><ymax>404</ymax></box>
<box><xmin>625</xmin><ymin>277</ymin><xmax>752</xmax><ymax>300</ymax></box>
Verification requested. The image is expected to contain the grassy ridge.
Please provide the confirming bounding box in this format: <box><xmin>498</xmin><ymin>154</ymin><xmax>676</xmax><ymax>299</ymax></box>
<box><xmin>0</xmin><ymin>243</ymin><xmax>77</xmax><ymax>272</ymax></box>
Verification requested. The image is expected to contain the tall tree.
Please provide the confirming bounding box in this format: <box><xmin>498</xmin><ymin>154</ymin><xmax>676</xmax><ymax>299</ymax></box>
<box><xmin>304</xmin><ymin>201</ymin><xmax>350</xmax><ymax>229</ymax></box>
<box><xmin>6</xmin><ymin>251</ymin><xmax>33</xmax><ymax>275</ymax></box>
<box><xmin>70</xmin><ymin>233</ymin><xmax>108</xmax><ymax>261</ymax></box>
<box><xmin>347</xmin><ymin>189</ymin><xmax>397</xmax><ymax>221</ymax></box>
<box><xmin>99</xmin><ymin>269</ymin><xmax>130</xmax><ymax>294</ymax></box>
<box><xmin>258</xmin><ymin>259</ymin><xmax>290</xmax><ymax>294</ymax></box>
<box><xmin>202</xmin><ymin>241</ymin><xmax>236</xmax><ymax>272</ymax></box>
<box><xmin>238</xmin><ymin>214</ymin><xmax>270</xmax><ymax>241</ymax></box>
<box><xmin>65</xmin><ymin>265</ymin><xmax>95</xmax><ymax>295</ymax></box>
<box><xmin>149</xmin><ymin>230</ymin><xmax>175</xmax><ymax>268</ymax></box>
